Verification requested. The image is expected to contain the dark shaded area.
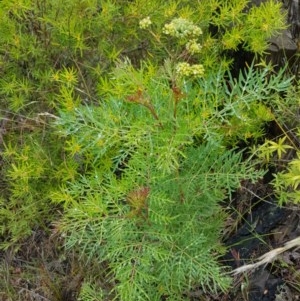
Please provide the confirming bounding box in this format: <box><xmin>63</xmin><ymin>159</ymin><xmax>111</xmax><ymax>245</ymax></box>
<box><xmin>221</xmin><ymin>177</ymin><xmax>300</xmax><ymax>301</ymax></box>
<box><xmin>224</xmin><ymin>198</ymin><xmax>290</xmax><ymax>263</ymax></box>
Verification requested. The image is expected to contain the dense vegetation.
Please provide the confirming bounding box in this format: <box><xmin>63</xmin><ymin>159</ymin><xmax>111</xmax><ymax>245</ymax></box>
<box><xmin>0</xmin><ymin>0</ymin><xmax>299</xmax><ymax>300</ymax></box>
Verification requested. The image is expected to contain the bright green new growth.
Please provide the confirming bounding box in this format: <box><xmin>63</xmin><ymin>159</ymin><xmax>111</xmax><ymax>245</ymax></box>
<box><xmin>273</xmin><ymin>152</ymin><xmax>300</xmax><ymax>205</ymax></box>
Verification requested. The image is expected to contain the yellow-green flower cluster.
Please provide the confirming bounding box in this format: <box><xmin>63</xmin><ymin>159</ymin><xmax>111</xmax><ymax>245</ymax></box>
<box><xmin>139</xmin><ymin>16</ymin><xmax>152</xmax><ymax>29</ymax></box>
<box><xmin>163</xmin><ymin>18</ymin><xmax>202</xmax><ymax>39</ymax></box>
<box><xmin>176</xmin><ymin>62</ymin><xmax>205</xmax><ymax>77</ymax></box>
<box><xmin>185</xmin><ymin>39</ymin><xmax>202</xmax><ymax>54</ymax></box>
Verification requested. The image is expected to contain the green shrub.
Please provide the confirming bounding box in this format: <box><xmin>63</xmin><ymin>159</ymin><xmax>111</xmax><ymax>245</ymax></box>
<box><xmin>54</xmin><ymin>58</ymin><xmax>291</xmax><ymax>299</ymax></box>
<box><xmin>0</xmin><ymin>123</ymin><xmax>73</xmax><ymax>249</ymax></box>
<box><xmin>0</xmin><ymin>0</ymin><xmax>292</xmax><ymax>299</ymax></box>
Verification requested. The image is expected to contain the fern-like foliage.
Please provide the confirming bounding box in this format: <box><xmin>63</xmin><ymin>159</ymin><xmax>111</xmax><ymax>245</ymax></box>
<box><xmin>58</xmin><ymin>144</ymin><xmax>262</xmax><ymax>299</ymax></box>
<box><xmin>51</xmin><ymin>60</ymin><xmax>292</xmax><ymax>299</ymax></box>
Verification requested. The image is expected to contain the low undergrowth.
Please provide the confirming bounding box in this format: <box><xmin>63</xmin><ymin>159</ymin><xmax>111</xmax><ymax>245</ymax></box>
<box><xmin>0</xmin><ymin>0</ymin><xmax>299</xmax><ymax>300</ymax></box>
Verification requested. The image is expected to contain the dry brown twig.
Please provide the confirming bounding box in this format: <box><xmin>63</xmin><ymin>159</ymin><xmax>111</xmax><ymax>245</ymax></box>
<box><xmin>231</xmin><ymin>236</ymin><xmax>300</xmax><ymax>275</ymax></box>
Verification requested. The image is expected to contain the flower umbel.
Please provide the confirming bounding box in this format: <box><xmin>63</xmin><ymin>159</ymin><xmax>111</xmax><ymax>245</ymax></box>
<box><xmin>139</xmin><ymin>16</ymin><xmax>152</xmax><ymax>29</ymax></box>
<box><xmin>186</xmin><ymin>39</ymin><xmax>202</xmax><ymax>54</ymax></box>
<box><xmin>176</xmin><ymin>62</ymin><xmax>205</xmax><ymax>77</ymax></box>
<box><xmin>163</xmin><ymin>18</ymin><xmax>202</xmax><ymax>39</ymax></box>
<box><xmin>175</xmin><ymin>62</ymin><xmax>190</xmax><ymax>76</ymax></box>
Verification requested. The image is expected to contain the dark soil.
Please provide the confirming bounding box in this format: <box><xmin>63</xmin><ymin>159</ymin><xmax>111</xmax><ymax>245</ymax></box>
<box><xmin>220</xmin><ymin>179</ymin><xmax>300</xmax><ymax>301</ymax></box>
